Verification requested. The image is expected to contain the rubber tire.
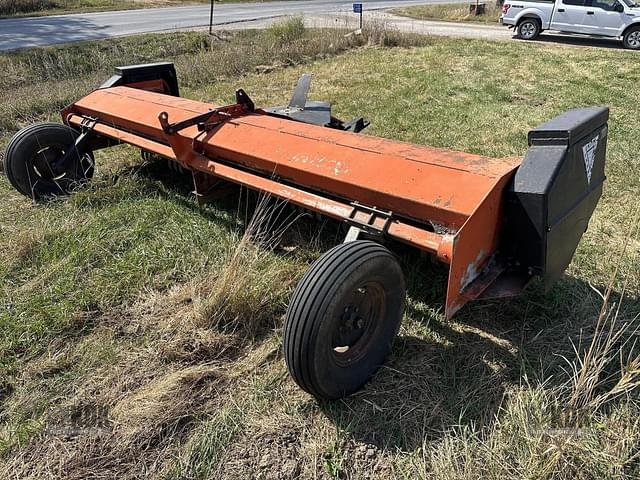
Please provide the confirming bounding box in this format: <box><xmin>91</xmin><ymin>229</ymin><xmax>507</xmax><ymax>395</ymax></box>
<box><xmin>623</xmin><ymin>26</ymin><xmax>640</xmax><ymax>50</ymax></box>
<box><xmin>284</xmin><ymin>240</ymin><xmax>406</xmax><ymax>399</ymax></box>
<box><xmin>517</xmin><ymin>18</ymin><xmax>541</xmax><ymax>41</ymax></box>
<box><xmin>3</xmin><ymin>123</ymin><xmax>94</xmax><ymax>199</ymax></box>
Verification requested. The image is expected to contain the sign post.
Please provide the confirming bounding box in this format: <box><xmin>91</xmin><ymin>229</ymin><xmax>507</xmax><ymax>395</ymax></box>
<box><xmin>353</xmin><ymin>3</ymin><xmax>363</xmax><ymax>30</ymax></box>
<box><xmin>209</xmin><ymin>0</ymin><xmax>216</xmax><ymax>35</ymax></box>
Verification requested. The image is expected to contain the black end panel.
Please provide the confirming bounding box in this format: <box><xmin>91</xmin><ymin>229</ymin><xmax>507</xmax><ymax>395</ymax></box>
<box><xmin>99</xmin><ymin>62</ymin><xmax>180</xmax><ymax>97</ymax></box>
<box><xmin>503</xmin><ymin>106</ymin><xmax>608</xmax><ymax>286</ymax></box>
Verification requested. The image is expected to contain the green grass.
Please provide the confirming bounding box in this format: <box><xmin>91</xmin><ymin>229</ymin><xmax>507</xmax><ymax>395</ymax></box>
<box><xmin>1</xmin><ymin>24</ymin><xmax>639</xmax><ymax>479</ymax></box>
<box><xmin>392</xmin><ymin>2</ymin><xmax>502</xmax><ymax>24</ymax></box>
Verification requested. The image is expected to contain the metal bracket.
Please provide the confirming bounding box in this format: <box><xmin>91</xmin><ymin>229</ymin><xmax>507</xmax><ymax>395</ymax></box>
<box><xmin>339</xmin><ymin>117</ymin><xmax>370</xmax><ymax>133</ymax></box>
<box><xmin>158</xmin><ymin>89</ymin><xmax>255</xmax><ymax>135</ymax></box>
<box><xmin>345</xmin><ymin>202</ymin><xmax>394</xmax><ymax>236</ymax></box>
<box><xmin>54</xmin><ymin>115</ymin><xmax>98</xmax><ymax>171</ymax></box>
<box><xmin>77</xmin><ymin>115</ymin><xmax>98</xmax><ymax>131</ymax></box>
<box><xmin>234</xmin><ymin>88</ymin><xmax>255</xmax><ymax>112</ymax></box>
<box><xmin>343</xmin><ymin>226</ymin><xmax>363</xmax><ymax>243</ymax></box>
<box><xmin>289</xmin><ymin>73</ymin><xmax>312</xmax><ymax>109</ymax></box>
<box><xmin>264</xmin><ymin>74</ymin><xmax>369</xmax><ymax>133</ymax></box>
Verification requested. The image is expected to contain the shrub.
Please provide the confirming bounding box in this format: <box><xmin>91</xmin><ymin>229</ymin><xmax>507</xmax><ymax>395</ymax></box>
<box><xmin>267</xmin><ymin>16</ymin><xmax>306</xmax><ymax>45</ymax></box>
<box><xmin>0</xmin><ymin>0</ymin><xmax>58</xmax><ymax>16</ymax></box>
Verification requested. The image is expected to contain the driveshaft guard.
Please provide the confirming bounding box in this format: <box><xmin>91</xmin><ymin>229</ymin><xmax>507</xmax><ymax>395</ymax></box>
<box><xmin>504</xmin><ymin>106</ymin><xmax>609</xmax><ymax>286</ymax></box>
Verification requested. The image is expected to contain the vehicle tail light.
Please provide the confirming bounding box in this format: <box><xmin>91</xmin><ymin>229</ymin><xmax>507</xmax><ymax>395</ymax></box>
<box><xmin>502</xmin><ymin>3</ymin><xmax>511</xmax><ymax>14</ymax></box>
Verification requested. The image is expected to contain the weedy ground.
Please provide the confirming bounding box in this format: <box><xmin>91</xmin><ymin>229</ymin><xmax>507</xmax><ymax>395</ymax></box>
<box><xmin>1</xmin><ymin>19</ymin><xmax>639</xmax><ymax>479</ymax></box>
<box><xmin>392</xmin><ymin>2</ymin><xmax>502</xmax><ymax>24</ymax></box>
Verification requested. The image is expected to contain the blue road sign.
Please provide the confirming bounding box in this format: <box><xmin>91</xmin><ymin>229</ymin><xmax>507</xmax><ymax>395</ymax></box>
<box><xmin>353</xmin><ymin>3</ymin><xmax>362</xmax><ymax>13</ymax></box>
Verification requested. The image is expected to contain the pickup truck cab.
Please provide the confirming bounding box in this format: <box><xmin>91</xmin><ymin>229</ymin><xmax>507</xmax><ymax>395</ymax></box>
<box><xmin>500</xmin><ymin>0</ymin><xmax>640</xmax><ymax>49</ymax></box>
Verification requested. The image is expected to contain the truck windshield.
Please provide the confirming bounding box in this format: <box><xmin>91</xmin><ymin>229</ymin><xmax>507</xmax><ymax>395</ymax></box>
<box><xmin>621</xmin><ymin>0</ymin><xmax>638</xmax><ymax>7</ymax></box>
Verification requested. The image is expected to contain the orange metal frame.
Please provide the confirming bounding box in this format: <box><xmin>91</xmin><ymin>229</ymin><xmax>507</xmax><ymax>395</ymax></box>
<box><xmin>62</xmin><ymin>85</ymin><xmax>522</xmax><ymax>318</ymax></box>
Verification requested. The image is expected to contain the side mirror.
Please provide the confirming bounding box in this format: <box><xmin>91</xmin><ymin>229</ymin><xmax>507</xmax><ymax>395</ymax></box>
<box><xmin>615</xmin><ymin>2</ymin><xmax>625</xmax><ymax>12</ymax></box>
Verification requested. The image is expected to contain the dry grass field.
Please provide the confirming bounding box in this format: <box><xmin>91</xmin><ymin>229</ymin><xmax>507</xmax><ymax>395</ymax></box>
<box><xmin>0</xmin><ymin>19</ymin><xmax>639</xmax><ymax>479</ymax></box>
<box><xmin>391</xmin><ymin>2</ymin><xmax>502</xmax><ymax>24</ymax></box>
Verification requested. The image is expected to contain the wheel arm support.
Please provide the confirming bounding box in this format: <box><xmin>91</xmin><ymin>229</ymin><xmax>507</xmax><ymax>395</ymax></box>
<box><xmin>54</xmin><ymin>116</ymin><xmax>98</xmax><ymax>171</ymax></box>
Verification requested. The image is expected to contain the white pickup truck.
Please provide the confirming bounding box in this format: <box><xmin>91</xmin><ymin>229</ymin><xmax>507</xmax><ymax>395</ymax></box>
<box><xmin>500</xmin><ymin>0</ymin><xmax>640</xmax><ymax>49</ymax></box>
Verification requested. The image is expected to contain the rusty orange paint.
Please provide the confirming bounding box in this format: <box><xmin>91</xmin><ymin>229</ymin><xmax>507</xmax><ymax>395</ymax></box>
<box><xmin>64</xmin><ymin>87</ymin><xmax>520</xmax><ymax>228</ymax></box>
<box><xmin>444</xmin><ymin>173</ymin><xmax>515</xmax><ymax>319</ymax></box>
<box><xmin>63</xmin><ymin>85</ymin><xmax>522</xmax><ymax>318</ymax></box>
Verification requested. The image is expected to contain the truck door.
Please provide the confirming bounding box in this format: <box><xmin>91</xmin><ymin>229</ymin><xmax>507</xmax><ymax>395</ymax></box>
<box><xmin>582</xmin><ymin>0</ymin><xmax>628</xmax><ymax>36</ymax></box>
<box><xmin>551</xmin><ymin>0</ymin><xmax>591</xmax><ymax>33</ymax></box>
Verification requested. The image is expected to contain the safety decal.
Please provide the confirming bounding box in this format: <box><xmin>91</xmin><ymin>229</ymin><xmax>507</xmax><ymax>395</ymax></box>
<box><xmin>582</xmin><ymin>135</ymin><xmax>598</xmax><ymax>184</ymax></box>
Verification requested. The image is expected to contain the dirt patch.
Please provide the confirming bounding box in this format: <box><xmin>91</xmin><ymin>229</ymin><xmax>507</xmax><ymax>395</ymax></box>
<box><xmin>335</xmin><ymin>438</ymin><xmax>394</xmax><ymax>479</ymax></box>
<box><xmin>217</xmin><ymin>425</ymin><xmax>303</xmax><ymax>479</ymax></box>
<box><xmin>107</xmin><ymin>284</ymin><xmax>244</xmax><ymax>365</ymax></box>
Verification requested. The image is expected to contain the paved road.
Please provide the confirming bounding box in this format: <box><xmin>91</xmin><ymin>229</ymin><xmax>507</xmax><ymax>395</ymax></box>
<box><xmin>307</xmin><ymin>10</ymin><xmax>626</xmax><ymax>48</ymax></box>
<box><xmin>0</xmin><ymin>0</ymin><xmax>466</xmax><ymax>50</ymax></box>
<box><xmin>309</xmin><ymin>11</ymin><xmax>625</xmax><ymax>50</ymax></box>
<box><xmin>307</xmin><ymin>11</ymin><xmax>511</xmax><ymax>40</ymax></box>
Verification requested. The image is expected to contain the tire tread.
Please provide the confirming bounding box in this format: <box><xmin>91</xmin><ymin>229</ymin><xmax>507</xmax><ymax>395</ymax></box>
<box><xmin>3</xmin><ymin>122</ymin><xmax>92</xmax><ymax>199</ymax></box>
<box><xmin>284</xmin><ymin>240</ymin><xmax>401</xmax><ymax>398</ymax></box>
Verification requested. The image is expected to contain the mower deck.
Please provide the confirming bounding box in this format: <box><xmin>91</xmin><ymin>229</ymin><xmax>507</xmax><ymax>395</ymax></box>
<box><xmin>3</xmin><ymin>62</ymin><xmax>609</xmax><ymax>399</ymax></box>
<box><xmin>63</xmin><ymin>85</ymin><xmax>524</xmax><ymax>317</ymax></box>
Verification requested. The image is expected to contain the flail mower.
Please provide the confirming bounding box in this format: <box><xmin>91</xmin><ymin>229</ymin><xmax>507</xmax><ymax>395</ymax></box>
<box><xmin>3</xmin><ymin>63</ymin><xmax>608</xmax><ymax>399</ymax></box>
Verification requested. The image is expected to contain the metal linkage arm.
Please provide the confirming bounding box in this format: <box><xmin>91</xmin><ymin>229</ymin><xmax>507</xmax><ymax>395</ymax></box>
<box><xmin>159</xmin><ymin>89</ymin><xmax>255</xmax><ymax>135</ymax></box>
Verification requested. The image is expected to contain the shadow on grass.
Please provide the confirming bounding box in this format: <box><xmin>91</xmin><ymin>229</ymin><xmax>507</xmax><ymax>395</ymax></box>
<box><xmin>523</xmin><ymin>32</ymin><xmax>628</xmax><ymax>50</ymax></box>
<box><xmin>129</xmin><ymin>155</ymin><xmax>347</xmax><ymax>248</ymax></box>
<box><xmin>318</xmin><ymin>247</ymin><xmax>640</xmax><ymax>451</ymax></box>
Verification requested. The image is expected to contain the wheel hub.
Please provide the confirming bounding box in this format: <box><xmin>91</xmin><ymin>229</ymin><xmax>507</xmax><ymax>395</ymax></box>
<box><xmin>32</xmin><ymin>146</ymin><xmax>67</xmax><ymax>180</ymax></box>
<box><xmin>336</xmin><ymin>305</ymin><xmax>366</xmax><ymax>349</ymax></box>
<box><xmin>332</xmin><ymin>283</ymin><xmax>384</xmax><ymax>364</ymax></box>
<box><xmin>522</xmin><ymin>23</ymin><xmax>535</xmax><ymax>38</ymax></box>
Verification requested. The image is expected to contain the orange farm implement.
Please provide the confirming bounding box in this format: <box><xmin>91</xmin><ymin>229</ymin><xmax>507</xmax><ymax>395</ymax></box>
<box><xmin>3</xmin><ymin>63</ymin><xmax>608</xmax><ymax>399</ymax></box>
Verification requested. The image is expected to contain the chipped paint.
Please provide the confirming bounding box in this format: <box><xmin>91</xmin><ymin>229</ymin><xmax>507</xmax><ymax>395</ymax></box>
<box><xmin>290</xmin><ymin>154</ymin><xmax>348</xmax><ymax>176</ymax></box>
<box><xmin>333</xmin><ymin>161</ymin><xmax>349</xmax><ymax>176</ymax></box>
<box><xmin>460</xmin><ymin>249</ymin><xmax>486</xmax><ymax>291</ymax></box>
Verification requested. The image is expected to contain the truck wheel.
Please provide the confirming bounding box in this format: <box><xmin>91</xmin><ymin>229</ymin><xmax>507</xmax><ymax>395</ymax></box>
<box><xmin>3</xmin><ymin>123</ymin><xmax>94</xmax><ymax>199</ymax></box>
<box><xmin>623</xmin><ymin>26</ymin><xmax>640</xmax><ymax>50</ymax></box>
<box><xmin>517</xmin><ymin>19</ymin><xmax>541</xmax><ymax>40</ymax></box>
<box><xmin>283</xmin><ymin>240</ymin><xmax>405</xmax><ymax>399</ymax></box>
